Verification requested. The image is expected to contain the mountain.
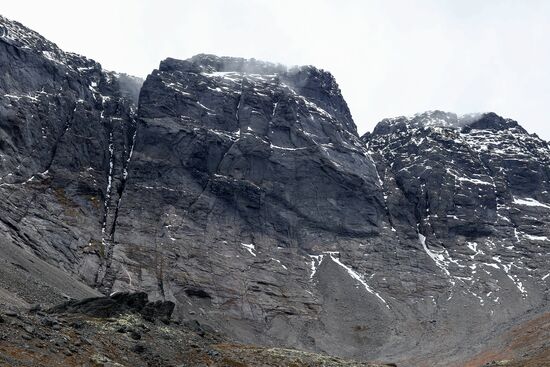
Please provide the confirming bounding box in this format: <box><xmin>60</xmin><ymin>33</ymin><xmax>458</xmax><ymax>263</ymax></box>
<box><xmin>0</xmin><ymin>15</ymin><xmax>549</xmax><ymax>367</ymax></box>
<box><xmin>102</xmin><ymin>53</ymin><xmax>394</xmax><ymax>359</ymax></box>
<box><xmin>0</xmin><ymin>14</ymin><xmax>143</xmax><ymax>306</ymax></box>
<box><xmin>364</xmin><ymin>111</ymin><xmax>550</xmax><ymax>364</ymax></box>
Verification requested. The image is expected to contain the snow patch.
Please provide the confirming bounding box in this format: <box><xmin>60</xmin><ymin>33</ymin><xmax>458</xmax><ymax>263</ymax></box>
<box><xmin>523</xmin><ymin>234</ymin><xmax>549</xmax><ymax>241</ymax></box>
<box><xmin>308</xmin><ymin>255</ymin><xmax>325</xmax><ymax>279</ymax></box>
<box><xmin>513</xmin><ymin>197</ymin><xmax>550</xmax><ymax>209</ymax></box>
<box><xmin>271</xmin><ymin>258</ymin><xmax>287</xmax><ymax>270</ymax></box>
<box><xmin>241</xmin><ymin>243</ymin><xmax>256</xmax><ymax>257</ymax></box>
<box><xmin>325</xmin><ymin>253</ymin><xmax>389</xmax><ymax>308</ymax></box>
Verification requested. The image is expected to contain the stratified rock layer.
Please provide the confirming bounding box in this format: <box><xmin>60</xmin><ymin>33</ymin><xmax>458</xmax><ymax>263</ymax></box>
<box><xmin>0</xmin><ymin>15</ymin><xmax>141</xmax><ymax>303</ymax></box>
<box><xmin>113</xmin><ymin>54</ymin><xmax>397</xmax><ymax>359</ymax></box>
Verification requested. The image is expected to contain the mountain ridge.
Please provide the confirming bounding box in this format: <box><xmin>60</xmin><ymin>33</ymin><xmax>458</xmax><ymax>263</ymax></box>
<box><xmin>0</xmin><ymin>14</ymin><xmax>549</xmax><ymax>367</ymax></box>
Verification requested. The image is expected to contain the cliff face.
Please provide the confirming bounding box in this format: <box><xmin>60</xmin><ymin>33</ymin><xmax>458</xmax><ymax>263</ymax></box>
<box><xmin>0</xmin><ymin>15</ymin><xmax>549</xmax><ymax>367</ymax></box>
<box><xmin>132</xmin><ymin>54</ymin><xmax>383</xmax><ymax>242</ymax></box>
<box><xmin>364</xmin><ymin>111</ymin><xmax>550</xmax><ymax>364</ymax></box>
<box><xmin>0</xmin><ymin>15</ymin><xmax>141</xmax><ymax>303</ymax></box>
<box><xmin>366</xmin><ymin>110</ymin><xmax>550</xmax><ymax>299</ymax></box>
<box><xmin>110</xmin><ymin>54</ymin><xmax>398</xmax><ymax>359</ymax></box>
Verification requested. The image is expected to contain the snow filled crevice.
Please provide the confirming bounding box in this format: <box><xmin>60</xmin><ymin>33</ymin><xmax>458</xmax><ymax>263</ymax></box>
<box><xmin>309</xmin><ymin>254</ymin><xmax>325</xmax><ymax>279</ymax></box>
<box><xmin>419</xmin><ymin>233</ymin><xmax>453</xmax><ymax>281</ymax></box>
<box><xmin>241</xmin><ymin>243</ymin><xmax>256</xmax><ymax>257</ymax></box>
<box><xmin>309</xmin><ymin>252</ymin><xmax>389</xmax><ymax>308</ymax></box>
<box><xmin>328</xmin><ymin>253</ymin><xmax>390</xmax><ymax>308</ymax></box>
<box><xmin>101</xmin><ymin>130</ymin><xmax>115</xmax><ymax>246</ymax></box>
<box><xmin>109</xmin><ymin>123</ymin><xmax>138</xmax><ymax>240</ymax></box>
<box><xmin>513</xmin><ymin>197</ymin><xmax>550</xmax><ymax>209</ymax></box>
<box><xmin>94</xmin><ymin>127</ymin><xmax>117</xmax><ymax>288</ymax></box>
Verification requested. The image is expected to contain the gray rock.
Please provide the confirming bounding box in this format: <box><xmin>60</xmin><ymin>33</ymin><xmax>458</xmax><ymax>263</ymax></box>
<box><xmin>132</xmin><ymin>344</ymin><xmax>146</xmax><ymax>354</ymax></box>
<box><xmin>40</xmin><ymin>316</ymin><xmax>56</xmax><ymax>327</ymax></box>
<box><xmin>48</xmin><ymin>292</ymin><xmax>175</xmax><ymax>321</ymax></box>
<box><xmin>4</xmin><ymin>309</ymin><xmax>18</xmax><ymax>317</ymax></box>
<box><xmin>129</xmin><ymin>330</ymin><xmax>141</xmax><ymax>340</ymax></box>
<box><xmin>1</xmin><ymin>14</ymin><xmax>549</xmax><ymax>367</ymax></box>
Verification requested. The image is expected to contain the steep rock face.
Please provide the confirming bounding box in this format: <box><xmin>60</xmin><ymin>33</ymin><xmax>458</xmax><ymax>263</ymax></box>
<box><xmin>365</xmin><ymin>111</ymin><xmax>550</xmax><ymax>291</ymax></box>
<box><xmin>0</xmin><ymin>15</ymin><xmax>142</xmax><ymax>303</ymax></box>
<box><xmin>108</xmin><ymin>54</ymin><xmax>405</xmax><ymax>359</ymax></box>
<box><xmin>1</xmin><ymin>15</ymin><xmax>549</xmax><ymax>366</ymax></box>
<box><xmin>364</xmin><ymin>111</ymin><xmax>550</xmax><ymax>364</ymax></box>
<box><xmin>134</xmin><ymin>54</ymin><xmax>383</xmax><ymax>241</ymax></box>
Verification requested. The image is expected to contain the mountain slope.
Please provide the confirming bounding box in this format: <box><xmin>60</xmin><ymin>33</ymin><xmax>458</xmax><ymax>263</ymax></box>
<box><xmin>363</xmin><ymin>110</ymin><xmax>550</xmax><ymax>364</ymax></box>
<box><xmin>0</xmin><ymin>14</ymin><xmax>142</xmax><ymax>304</ymax></box>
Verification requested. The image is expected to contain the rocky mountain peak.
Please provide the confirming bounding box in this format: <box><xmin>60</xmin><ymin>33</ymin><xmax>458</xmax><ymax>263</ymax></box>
<box><xmin>152</xmin><ymin>54</ymin><xmax>356</xmax><ymax>135</ymax></box>
<box><xmin>0</xmin><ymin>14</ymin><xmax>97</xmax><ymax>77</ymax></box>
<box><xmin>370</xmin><ymin>110</ymin><xmax>526</xmax><ymax>137</ymax></box>
<box><xmin>0</xmin><ymin>14</ymin><xmax>143</xmax><ymax>105</ymax></box>
<box><xmin>460</xmin><ymin>112</ymin><xmax>525</xmax><ymax>134</ymax></box>
<box><xmin>160</xmin><ymin>54</ymin><xmax>288</xmax><ymax>75</ymax></box>
<box><xmin>0</xmin><ymin>14</ymin><xmax>64</xmax><ymax>59</ymax></box>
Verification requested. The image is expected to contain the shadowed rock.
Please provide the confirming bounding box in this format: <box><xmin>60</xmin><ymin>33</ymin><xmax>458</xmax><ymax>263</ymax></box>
<box><xmin>48</xmin><ymin>292</ymin><xmax>175</xmax><ymax>322</ymax></box>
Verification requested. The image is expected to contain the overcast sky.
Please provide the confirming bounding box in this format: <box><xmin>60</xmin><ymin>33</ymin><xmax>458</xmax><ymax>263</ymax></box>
<box><xmin>3</xmin><ymin>1</ymin><xmax>550</xmax><ymax>139</ymax></box>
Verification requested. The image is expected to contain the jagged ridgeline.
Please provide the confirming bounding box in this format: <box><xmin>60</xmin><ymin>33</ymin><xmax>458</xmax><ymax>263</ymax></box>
<box><xmin>0</xmin><ymin>14</ymin><xmax>142</xmax><ymax>298</ymax></box>
<box><xmin>1</xmin><ymin>14</ymin><xmax>549</xmax><ymax>367</ymax></box>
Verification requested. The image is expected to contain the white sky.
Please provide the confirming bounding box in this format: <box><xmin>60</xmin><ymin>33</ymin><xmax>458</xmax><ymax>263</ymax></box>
<box><xmin>3</xmin><ymin>0</ymin><xmax>550</xmax><ymax>139</ymax></box>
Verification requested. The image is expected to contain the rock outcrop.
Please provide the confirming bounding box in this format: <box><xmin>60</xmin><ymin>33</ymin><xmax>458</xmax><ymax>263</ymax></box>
<box><xmin>49</xmin><ymin>292</ymin><xmax>175</xmax><ymax>322</ymax></box>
